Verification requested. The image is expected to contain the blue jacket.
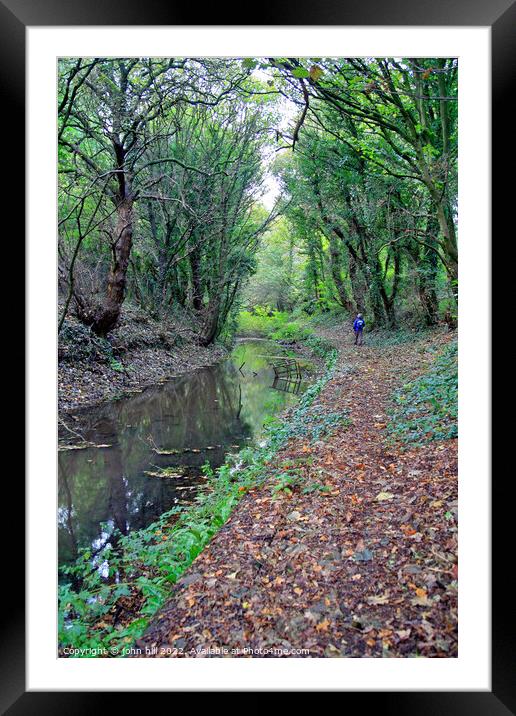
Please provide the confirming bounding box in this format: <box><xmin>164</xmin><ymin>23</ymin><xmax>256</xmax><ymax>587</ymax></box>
<box><xmin>353</xmin><ymin>318</ymin><xmax>365</xmax><ymax>331</ymax></box>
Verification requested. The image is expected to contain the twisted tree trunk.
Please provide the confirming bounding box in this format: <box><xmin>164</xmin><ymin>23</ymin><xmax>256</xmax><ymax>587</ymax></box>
<box><xmin>76</xmin><ymin>196</ymin><xmax>134</xmax><ymax>337</ymax></box>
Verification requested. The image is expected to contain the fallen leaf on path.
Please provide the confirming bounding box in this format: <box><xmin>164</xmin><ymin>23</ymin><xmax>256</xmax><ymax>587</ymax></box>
<box><xmin>316</xmin><ymin>619</ymin><xmax>330</xmax><ymax>632</ymax></box>
<box><xmin>367</xmin><ymin>593</ymin><xmax>390</xmax><ymax>605</ymax></box>
<box><xmin>376</xmin><ymin>491</ymin><xmax>395</xmax><ymax>501</ymax></box>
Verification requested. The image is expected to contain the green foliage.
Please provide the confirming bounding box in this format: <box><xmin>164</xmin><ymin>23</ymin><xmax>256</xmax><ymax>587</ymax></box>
<box><xmin>281</xmin><ymin>402</ymin><xmax>351</xmax><ymax>443</ymax></box>
<box><xmin>269</xmin><ymin>322</ymin><xmax>311</xmax><ymax>342</ymax></box>
<box><xmin>291</xmin><ymin>67</ymin><xmax>310</xmax><ymax>79</ymax></box>
<box><xmin>238</xmin><ymin>308</ymin><xmax>293</xmax><ymax>336</ymax></box>
<box><xmin>241</xmin><ymin>216</ymin><xmax>304</xmax><ymax>312</ymax></box>
<box><xmin>388</xmin><ymin>340</ymin><xmax>457</xmax><ymax>446</ymax></box>
<box><xmin>302</xmin><ymin>482</ymin><xmax>332</xmax><ymax>495</ymax></box>
<box><xmin>237</xmin><ymin>307</ymin><xmax>314</xmax><ymax>343</ymax></box>
<box><xmin>302</xmin><ymin>307</ymin><xmax>350</xmax><ymax>328</ymax></box>
<box><xmin>271</xmin><ymin>470</ymin><xmax>303</xmax><ymax>496</ymax></box>
<box><xmin>59</xmin><ymin>324</ymin><xmax>113</xmax><ymax>363</ymax></box>
<box><xmin>58</xmin><ymin>330</ymin><xmax>338</xmax><ymax>655</ymax></box>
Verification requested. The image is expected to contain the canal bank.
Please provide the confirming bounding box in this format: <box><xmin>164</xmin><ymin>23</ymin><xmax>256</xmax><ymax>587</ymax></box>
<box><xmin>58</xmin><ymin>303</ymin><xmax>228</xmax><ymax>414</ymax></box>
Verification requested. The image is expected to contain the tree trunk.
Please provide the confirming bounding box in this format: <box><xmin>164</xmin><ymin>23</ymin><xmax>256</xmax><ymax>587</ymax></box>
<box><xmin>79</xmin><ymin>196</ymin><xmax>134</xmax><ymax>336</ymax></box>
<box><xmin>417</xmin><ymin>221</ymin><xmax>439</xmax><ymax>326</ymax></box>
<box><xmin>198</xmin><ymin>296</ymin><xmax>221</xmax><ymax>346</ymax></box>
<box><xmin>345</xmin><ymin>254</ymin><xmax>362</xmax><ymax>313</ymax></box>
<box><xmin>328</xmin><ymin>235</ymin><xmax>355</xmax><ymax>312</ymax></box>
<box><xmin>189</xmin><ymin>248</ymin><xmax>203</xmax><ymax>311</ymax></box>
<box><xmin>418</xmin><ymin>276</ymin><xmax>439</xmax><ymax>326</ymax></box>
<box><xmin>436</xmin><ymin>198</ymin><xmax>458</xmax><ymax>283</ymax></box>
<box><xmin>376</xmin><ymin>248</ymin><xmax>400</xmax><ymax>329</ymax></box>
<box><xmin>416</xmin><ymin>146</ymin><xmax>458</xmax><ymax>283</ymax></box>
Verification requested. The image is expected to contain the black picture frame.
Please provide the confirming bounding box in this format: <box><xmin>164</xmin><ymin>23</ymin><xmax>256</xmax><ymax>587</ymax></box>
<box><xmin>4</xmin><ymin>0</ymin><xmax>507</xmax><ymax>710</ymax></box>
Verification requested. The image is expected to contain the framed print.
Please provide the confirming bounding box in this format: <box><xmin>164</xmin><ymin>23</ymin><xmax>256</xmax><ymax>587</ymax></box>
<box><xmin>2</xmin><ymin>0</ymin><xmax>509</xmax><ymax>709</ymax></box>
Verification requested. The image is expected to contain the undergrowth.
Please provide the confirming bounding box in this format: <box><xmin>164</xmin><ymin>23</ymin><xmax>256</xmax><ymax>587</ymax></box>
<box><xmin>365</xmin><ymin>327</ymin><xmax>432</xmax><ymax>347</ymax></box>
<box><xmin>237</xmin><ymin>308</ymin><xmax>310</xmax><ymax>342</ymax></box>
<box><xmin>387</xmin><ymin>339</ymin><xmax>457</xmax><ymax>446</ymax></box>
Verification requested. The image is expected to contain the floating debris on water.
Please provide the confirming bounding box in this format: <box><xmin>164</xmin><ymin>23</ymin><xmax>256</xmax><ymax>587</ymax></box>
<box><xmin>144</xmin><ymin>467</ymin><xmax>185</xmax><ymax>479</ymax></box>
<box><xmin>58</xmin><ymin>443</ymin><xmax>112</xmax><ymax>451</ymax></box>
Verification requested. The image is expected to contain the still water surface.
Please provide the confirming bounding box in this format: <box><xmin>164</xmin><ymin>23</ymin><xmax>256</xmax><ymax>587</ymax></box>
<box><xmin>58</xmin><ymin>339</ymin><xmax>313</xmax><ymax>571</ymax></box>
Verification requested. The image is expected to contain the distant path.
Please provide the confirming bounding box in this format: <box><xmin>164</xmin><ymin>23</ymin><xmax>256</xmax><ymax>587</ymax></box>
<box><xmin>135</xmin><ymin>328</ymin><xmax>457</xmax><ymax>658</ymax></box>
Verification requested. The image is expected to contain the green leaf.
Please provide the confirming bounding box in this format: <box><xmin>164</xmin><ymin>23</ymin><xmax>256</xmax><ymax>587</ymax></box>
<box><xmin>291</xmin><ymin>67</ymin><xmax>310</xmax><ymax>79</ymax></box>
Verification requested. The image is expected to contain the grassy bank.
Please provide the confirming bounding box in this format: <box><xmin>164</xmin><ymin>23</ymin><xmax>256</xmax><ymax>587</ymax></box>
<box><xmin>387</xmin><ymin>338</ymin><xmax>458</xmax><ymax>447</ymax></box>
<box><xmin>58</xmin><ymin>323</ymin><xmax>338</xmax><ymax>656</ymax></box>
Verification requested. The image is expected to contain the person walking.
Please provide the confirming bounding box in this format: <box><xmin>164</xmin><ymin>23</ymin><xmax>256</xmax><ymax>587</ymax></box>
<box><xmin>353</xmin><ymin>313</ymin><xmax>365</xmax><ymax>346</ymax></box>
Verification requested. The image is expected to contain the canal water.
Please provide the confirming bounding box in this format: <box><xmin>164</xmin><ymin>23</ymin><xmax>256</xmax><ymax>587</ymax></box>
<box><xmin>58</xmin><ymin>339</ymin><xmax>314</xmax><ymax>572</ymax></box>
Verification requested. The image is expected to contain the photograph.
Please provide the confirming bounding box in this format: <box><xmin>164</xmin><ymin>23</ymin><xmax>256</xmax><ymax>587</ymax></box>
<box><xmin>2</xmin><ymin>2</ymin><xmax>501</xmax><ymax>702</ymax></box>
<box><xmin>56</xmin><ymin>55</ymin><xmax>459</xmax><ymax>660</ymax></box>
